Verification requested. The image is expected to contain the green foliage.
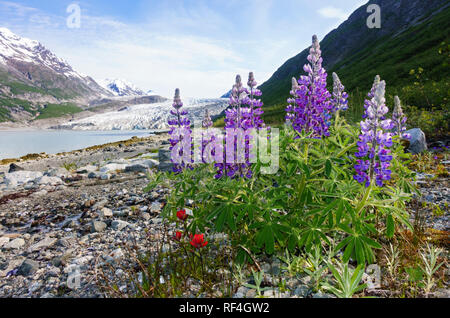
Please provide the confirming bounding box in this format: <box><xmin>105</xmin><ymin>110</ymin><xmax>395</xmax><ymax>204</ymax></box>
<box><xmin>278</xmin><ymin>249</ymin><xmax>306</xmax><ymax>277</ymax></box>
<box><xmin>258</xmin><ymin>7</ymin><xmax>450</xmax><ymax>138</ymax></box>
<box><xmin>405</xmin><ymin>105</ymin><xmax>449</xmax><ymax>138</ymax></box>
<box><xmin>0</xmin><ymin>96</ymin><xmax>84</xmax><ymax>122</ymax></box>
<box><xmin>158</xmin><ymin>116</ymin><xmax>415</xmax><ymax>266</ymax></box>
<box><xmin>243</xmin><ymin>269</ymin><xmax>271</xmax><ymax>297</ymax></box>
<box><xmin>419</xmin><ymin>243</ymin><xmax>445</xmax><ymax>295</ymax></box>
<box><xmin>98</xmin><ymin>222</ymin><xmax>238</xmax><ymax>298</ymax></box>
<box><xmin>321</xmin><ymin>261</ymin><xmax>367</xmax><ymax>298</ymax></box>
<box><xmin>0</xmin><ymin>97</ymin><xmax>37</xmax><ymax>122</ymax></box>
<box><xmin>61</xmin><ymin>161</ymin><xmax>78</xmax><ymax>172</ymax></box>
<box><xmin>35</xmin><ymin>103</ymin><xmax>83</xmax><ymax>120</ymax></box>
<box><xmin>303</xmin><ymin>245</ymin><xmax>328</xmax><ymax>292</ymax></box>
<box><xmin>6</xmin><ymin>81</ymin><xmax>48</xmax><ymax>96</ymax></box>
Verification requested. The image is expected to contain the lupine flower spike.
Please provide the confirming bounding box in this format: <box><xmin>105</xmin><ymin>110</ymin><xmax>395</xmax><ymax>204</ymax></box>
<box><xmin>202</xmin><ymin>109</ymin><xmax>213</xmax><ymax>128</ymax></box>
<box><xmin>286</xmin><ymin>35</ymin><xmax>333</xmax><ymax>138</ymax></box>
<box><xmin>168</xmin><ymin>88</ymin><xmax>192</xmax><ymax>173</ymax></box>
<box><xmin>363</xmin><ymin>75</ymin><xmax>381</xmax><ymax>119</ymax></box>
<box><xmin>392</xmin><ymin>96</ymin><xmax>411</xmax><ymax>140</ymax></box>
<box><xmin>332</xmin><ymin>72</ymin><xmax>349</xmax><ymax>112</ymax></box>
<box><xmin>201</xmin><ymin>109</ymin><xmax>216</xmax><ymax>163</ymax></box>
<box><xmin>215</xmin><ymin>73</ymin><xmax>266</xmax><ymax>179</ymax></box>
<box><xmin>354</xmin><ymin>79</ymin><xmax>394</xmax><ymax>187</ymax></box>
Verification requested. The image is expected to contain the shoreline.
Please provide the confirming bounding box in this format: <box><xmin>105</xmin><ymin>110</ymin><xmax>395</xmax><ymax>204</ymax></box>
<box><xmin>0</xmin><ymin>129</ymin><xmax>169</xmax><ymax>166</ymax></box>
<box><xmin>0</xmin><ymin>132</ymin><xmax>170</xmax><ymax>173</ymax></box>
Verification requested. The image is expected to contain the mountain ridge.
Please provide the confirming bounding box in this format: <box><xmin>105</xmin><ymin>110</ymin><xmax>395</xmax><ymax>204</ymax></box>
<box><xmin>98</xmin><ymin>78</ymin><xmax>147</xmax><ymax>97</ymax></box>
<box><xmin>0</xmin><ymin>27</ymin><xmax>112</xmax><ymax>122</ymax></box>
<box><xmin>259</xmin><ymin>0</ymin><xmax>450</xmax><ymax>124</ymax></box>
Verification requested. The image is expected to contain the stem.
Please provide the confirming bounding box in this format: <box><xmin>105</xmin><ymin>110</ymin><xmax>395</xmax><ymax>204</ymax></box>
<box><xmin>335</xmin><ymin>110</ymin><xmax>340</xmax><ymax>130</ymax></box>
<box><xmin>355</xmin><ymin>184</ymin><xmax>372</xmax><ymax>215</ymax></box>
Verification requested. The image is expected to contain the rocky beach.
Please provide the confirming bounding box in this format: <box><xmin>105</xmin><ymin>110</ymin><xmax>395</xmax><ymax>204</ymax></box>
<box><xmin>0</xmin><ymin>132</ymin><xmax>448</xmax><ymax>298</ymax></box>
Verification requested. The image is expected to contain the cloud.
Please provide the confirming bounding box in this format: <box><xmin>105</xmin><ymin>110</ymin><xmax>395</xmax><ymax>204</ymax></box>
<box><xmin>0</xmin><ymin>1</ymin><xmax>37</xmax><ymax>16</ymax></box>
<box><xmin>317</xmin><ymin>6</ymin><xmax>348</xmax><ymax>20</ymax></box>
<box><xmin>2</xmin><ymin>1</ymin><xmax>360</xmax><ymax>98</ymax></box>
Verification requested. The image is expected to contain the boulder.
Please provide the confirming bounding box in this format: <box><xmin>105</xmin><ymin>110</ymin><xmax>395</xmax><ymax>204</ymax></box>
<box><xmin>125</xmin><ymin>159</ymin><xmax>158</xmax><ymax>173</ymax></box>
<box><xmin>76</xmin><ymin>165</ymin><xmax>98</xmax><ymax>174</ymax></box>
<box><xmin>8</xmin><ymin>163</ymin><xmax>24</xmax><ymax>173</ymax></box>
<box><xmin>27</xmin><ymin>237</ymin><xmax>57</xmax><ymax>253</ymax></box>
<box><xmin>158</xmin><ymin>148</ymin><xmax>173</xmax><ymax>172</ymax></box>
<box><xmin>99</xmin><ymin>207</ymin><xmax>113</xmax><ymax>218</ymax></box>
<box><xmin>44</xmin><ymin>168</ymin><xmax>69</xmax><ymax>178</ymax></box>
<box><xmin>17</xmin><ymin>259</ymin><xmax>39</xmax><ymax>276</ymax></box>
<box><xmin>405</xmin><ymin>128</ymin><xmax>427</xmax><ymax>154</ymax></box>
<box><xmin>3</xmin><ymin>238</ymin><xmax>25</xmax><ymax>249</ymax></box>
<box><xmin>35</xmin><ymin>176</ymin><xmax>64</xmax><ymax>186</ymax></box>
<box><xmin>0</xmin><ymin>237</ymin><xmax>10</xmax><ymax>248</ymax></box>
<box><xmin>125</xmin><ymin>164</ymin><xmax>148</xmax><ymax>173</ymax></box>
<box><xmin>4</xmin><ymin>171</ymin><xmax>44</xmax><ymax>187</ymax></box>
<box><xmin>90</xmin><ymin>221</ymin><xmax>107</xmax><ymax>233</ymax></box>
<box><xmin>111</xmin><ymin>220</ymin><xmax>130</xmax><ymax>231</ymax></box>
<box><xmin>88</xmin><ymin>172</ymin><xmax>98</xmax><ymax>179</ymax></box>
<box><xmin>100</xmin><ymin>163</ymin><xmax>128</xmax><ymax>173</ymax></box>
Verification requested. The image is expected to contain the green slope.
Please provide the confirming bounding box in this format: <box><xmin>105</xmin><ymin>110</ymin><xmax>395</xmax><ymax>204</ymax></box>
<box><xmin>258</xmin><ymin>2</ymin><xmax>450</xmax><ymax>134</ymax></box>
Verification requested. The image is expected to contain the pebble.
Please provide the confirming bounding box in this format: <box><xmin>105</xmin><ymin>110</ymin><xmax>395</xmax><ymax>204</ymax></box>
<box><xmin>4</xmin><ymin>238</ymin><xmax>25</xmax><ymax>249</ymax></box>
<box><xmin>91</xmin><ymin>221</ymin><xmax>107</xmax><ymax>233</ymax></box>
<box><xmin>28</xmin><ymin>237</ymin><xmax>57</xmax><ymax>253</ymax></box>
<box><xmin>17</xmin><ymin>259</ymin><xmax>39</xmax><ymax>276</ymax></box>
<box><xmin>99</xmin><ymin>207</ymin><xmax>113</xmax><ymax>218</ymax></box>
<box><xmin>111</xmin><ymin>220</ymin><xmax>130</xmax><ymax>231</ymax></box>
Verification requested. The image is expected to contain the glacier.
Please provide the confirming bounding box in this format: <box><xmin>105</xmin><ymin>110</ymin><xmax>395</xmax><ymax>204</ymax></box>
<box><xmin>56</xmin><ymin>98</ymin><xmax>229</xmax><ymax>131</ymax></box>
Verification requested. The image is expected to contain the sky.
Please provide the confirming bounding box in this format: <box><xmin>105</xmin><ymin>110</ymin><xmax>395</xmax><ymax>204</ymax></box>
<box><xmin>0</xmin><ymin>0</ymin><xmax>368</xmax><ymax>98</ymax></box>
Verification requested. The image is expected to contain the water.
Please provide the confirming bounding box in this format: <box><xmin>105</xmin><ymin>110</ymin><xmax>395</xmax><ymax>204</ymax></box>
<box><xmin>0</xmin><ymin>130</ymin><xmax>155</xmax><ymax>159</ymax></box>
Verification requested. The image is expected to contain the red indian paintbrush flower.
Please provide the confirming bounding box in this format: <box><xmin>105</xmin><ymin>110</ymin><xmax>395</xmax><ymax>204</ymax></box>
<box><xmin>173</xmin><ymin>231</ymin><xmax>182</xmax><ymax>241</ymax></box>
<box><xmin>176</xmin><ymin>209</ymin><xmax>188</xmax><ymax>221</ymax></box>
<box><xmin>190</xmin><ymin>234</ymin><xmax>208</xmax><ymax>249</ymax></box>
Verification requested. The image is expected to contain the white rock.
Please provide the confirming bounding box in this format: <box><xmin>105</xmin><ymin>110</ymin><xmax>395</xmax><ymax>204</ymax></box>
<box><xmin>100</xmin><ymin>173</ymin><xmax>110</xmax><ymax>180</ymax></box>
<box><xmin>4</xmin><ymin>171</ymin><xmax>43</xmax><ymax>187</ymax></box>
<box><xmin>110</xmin><ymin>248</ymin><xmax>124</xmax><ymax>261</ymax></box>
<box><xmin>405</xmin><ymin>128</ymin><xmax>427</xmax><ymax>154</ymax></box>
<box><xmin>35</xmin><ymin>176</ymin><xmax>64</xmax><ymax>186</ymax></box>
<box><xmin>76</xmin><ymin>165</ymin><xmax>98</xmax><ymax>174</ymax></box>
<box><xmin>111</xmin><ymin>220</ymin><xmax>130</xmax><ymax>231</ymax></box>
<box><xmin>4</xmin><ymin>237</ymin><xmax>25</xmax><ymax>249</ymax></box>
<box><xmin>28</xmin><ymin>237</ymin><xmax>57</xmax><ymax>252</ymax></box>
<box><xmin>100</xmin><ymin>163</ymin><xmax>129</xmax><ymax>173</ymax></box>
<box><xmin>99</xmin><ymin>207</ymin><xmax>113</xmax><ymax>218</ymax></box>
<box><xmin>0</xmin><ymin>237</ymin><xmax>10</xmax><ymax>247</ymax></box>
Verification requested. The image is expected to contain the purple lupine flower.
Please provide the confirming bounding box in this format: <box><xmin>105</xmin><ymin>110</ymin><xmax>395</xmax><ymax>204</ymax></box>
<box><xmin>286</xmin><ymin>35</ymin><xmax>333</xmax><ymax>138</ymax></box>
<box><xmin>363</xmin><ymin>75</ymin><xmax>381</xmax><ymax>119</ymax></box>
<box><xmin>215</xmin><ymin>73</ymin><xmax>266</xmax><ymax>179</ymax></box>
<box><xmin>244</xmin><ymin>72</ymin><xmax>266</xmax><ymax>129</ymax></box>
<box><xmin>354</xmin><ymin>80</ymin><xmax>394</xmax><ymax>187</ymax></box>
<box><xmin>332</xmin><ymin>72</ymin><xmax>349</xmax><ymax>112</ymax></box>
<box><xmin>201</xmin><ymin>109</ymin><xmax>216</xmax><ymax>163</ymax></box>
<box><xmin>392</xmin><ymin>96</ymin><xmax>411</xmax><ymax>140</ymax></box>
<box><xmin>202</xmin><ymin>109</ymin><xmax>213</xmax><ymax>128</ymax></box>
<box><xmin>168</xmin><ymin>88</ymin><xmax>192</xmax><ymax>173</ymax></box>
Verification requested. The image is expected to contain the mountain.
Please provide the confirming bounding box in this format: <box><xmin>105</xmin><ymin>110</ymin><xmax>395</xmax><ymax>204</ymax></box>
<box><xmin>98</xmin><ymin>78</ymin><xmax>146</xmax><ymax>97</ymax></box>
<box><xmin>0</xmin><ymin>27</ymin><xmax>112</xmax><ymax>122</ymax></box>
<box><xmin>221</xmin><ymin>90</ymin><xmax>231</xmax><ymax>99</ymax></box>
<box><xmin>53</xmin><ymin>98</ymin><xmax>229</xmax><ymax>130</ymax></box>
<box><xmin>259</xmin><ymin>0</ymin><xmax>450</xmax><ymax>124</ymax></box>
